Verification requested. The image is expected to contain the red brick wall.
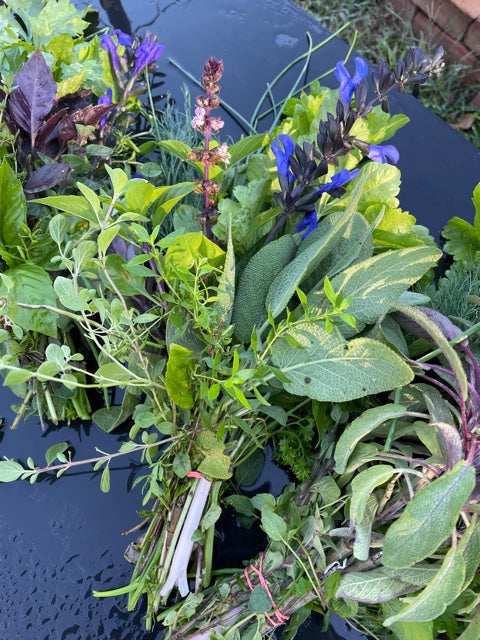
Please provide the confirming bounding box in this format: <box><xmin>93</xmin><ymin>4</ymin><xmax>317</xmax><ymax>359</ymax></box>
<box><xmin>389</xmin><ymin>0</ymin><xmax>480</xmax><ymax>106</ymax></box>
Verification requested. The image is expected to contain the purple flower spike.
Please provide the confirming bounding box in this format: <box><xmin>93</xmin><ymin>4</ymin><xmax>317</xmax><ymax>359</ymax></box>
<box><xmin>114</xmin><ymin>29</ymin><xmax>132</xmax><ymax>47</ymax></box>
<box><xmin>133</xmin><ymin>35</ymin><xmax>165</xmax><ymax>75</ymax></box>
<box><xmin>367</xmin><ymin>144</ymin><xmax>399</xmax><ymax>164</ymax></box>
<box><xmin>296</xmin><ymin>210</ymin><xmax>318</xmax><ymax>239</ymax></box>
<box><xmin>271</xmin><ymin>133</ymin><xmax>295</xmax><ymax>181</ymax></box>
<box><xmin>334</xmin><ymin>56</ymin><xmax>369</xmax><ymax>103</ymax></box>
<box><xmin>98</xmin><ymin>87</ymin><xmax>113</xmax><ymax>128</ymax></box>
<box><xmin>100</xmin><ymin>33</ymin><xmax>120</xmax><ymax>71</ymax></box>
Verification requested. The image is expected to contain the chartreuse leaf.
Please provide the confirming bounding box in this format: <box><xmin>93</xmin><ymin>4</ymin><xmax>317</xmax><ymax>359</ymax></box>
<box><xmin>228</xmin><ymin>133</ymin><xmax>267</xmax><ymax>166</ymax></box>
<box><xmin>164</xmin><ymin>232</ymin><xmax>225</xmax><ymax>275</ymax></box>
<box><xmin>382</xmin><ymin>600</ymin><xmax>434</xmax><ymax>640</ymax></box>
<box><xmin>30</xmin><ymin>195</ymin><xmax>98</xmax><ymax>224</ymax></box>
<box><xmin>271</xmin><ymin>324</ymin><xmax>413</xmax><ymax>403</ymax></box>
<box><xmin>383</xmin><ymin>461</ymin><xmax>475</xmax><ymax>568</ymax></box>
<box><xmin>384</xmin><ymin>546</ymin><xmax>466</xmax><ymax>624</ymax></box>
<box><xmin>3</xmin><ymin>369</ymin><xmax>35</xmax><ymax>386</ymax></box>
<box><xmin>165</xmin><ymin>343</ymin><xmax>195</xmax><ymax>409</ymax></box>
<box><xmin>0</xmin><ymin>158</ymin><xmax>27</xmax><ymax>247</ymax></box>
<box><xmin>310</xmin><ymin>246</ymin><xmax>441</xmax><ymax>326</ymax></box>
<box><xmin>337</xmin><ymin>568</ymin><xmax>420</xmax><ymax>603</ymax></box>
<box><xmin>152</xmin><ymin>182</ymin><xmax>197</xmax><ymax>227</ymax></box>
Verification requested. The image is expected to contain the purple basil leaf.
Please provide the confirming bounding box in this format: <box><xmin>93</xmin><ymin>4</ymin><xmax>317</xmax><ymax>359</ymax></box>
<box><xmin>35</xmin><ymin>108</ymin><xmax>68</xmax><ymax>153</ymax></box>
<box><xmin>108</xmin><ymin>236</ymin><xmax>137</xmax><ymax>261</ymax></box>
<box><xmin>57</xmin><ymin>115</ymin><xmax>78</xmax><ymax>149</ymax></box>
<box><xmin>8</xmin><ymin>50</ymin><xmax>57</xmax><ymax>147</ymax></box>
<box><xmin>24</xmin><ymin>163</ymin><xmax>71</xmax><ymax>194</ymax></box>
<box><xmin>71</xmin><ymin>103</ymin><xmax>115</xmax><ymax>127</ymax></box>
<box><xmin>394</xmin><ymin>306</ymin><xmax>468</xmax><ymax>346</ymax></box>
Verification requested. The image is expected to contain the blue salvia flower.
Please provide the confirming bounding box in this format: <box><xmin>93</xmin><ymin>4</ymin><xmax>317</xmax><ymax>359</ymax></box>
<box><xmin>334</xmin><ymin>57</ymin><xmax>369</xmax><ymax>103</ymax></box>
<box><xmin>315</xmin><ymin>168</ymin><xmax>360</xmax><ymax>196</ymax></box>
<box><xmin>367</xmin><ymin>144</ymin><xmax>399</xmax><ymax>164</ymax></box>
<box><xmin>296</xmin><ymin>168</ymin><xmax>361</xmax><ymax>238</ymax></box>
<box><xmin>114</xmin><ymin>29</ymin><xmax>132</xmax><ymax>47</ymax></box>
<box><xmin>133</xmin><ymin>35</ymin><xmax>165</xmax><ymax>75</ymax></box>
<box><xmin>100</xmin><ymin>33</ymin><xmax>120</xmax><ymax>71</ymax></box>
<box><xmin>98</xmin><ymin>87</ymin><xmax>113</xmax><ymax>128</ymax></box>
<box><xmin>271</xmin><ymin>133</ymin><xmax>295</xmax><ymax>183</ymax></box>
<box><xmin>296</xmin><ymin>210</ymin><xmax>318</xmax><ymax>238</ymax></box>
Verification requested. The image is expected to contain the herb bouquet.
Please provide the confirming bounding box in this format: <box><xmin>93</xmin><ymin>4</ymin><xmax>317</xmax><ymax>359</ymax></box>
<box><xmin>0</xmin><ymin>2</ymin><xmax>478</xmax><ymax>639</ymax></box>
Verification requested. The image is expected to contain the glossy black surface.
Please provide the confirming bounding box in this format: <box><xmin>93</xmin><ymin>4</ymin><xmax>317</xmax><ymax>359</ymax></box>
<box><xmin>3</xmin><ymin>0</ymin><xmax>480</xmax><ymax>638</ymax></box>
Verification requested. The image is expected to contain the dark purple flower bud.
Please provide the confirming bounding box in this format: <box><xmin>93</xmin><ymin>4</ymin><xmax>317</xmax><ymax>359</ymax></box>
<box><xmin>271</xmin><ymin>134</ymin><xmax>295</xmax><ymax>181</ymax></box>
<box><xmin>100</xmin><ymin>33</ymin><xmax>120</xmax><ymax>72</ymax></box>
<box><xmin>296</xmin><ymin>210</ymin><xmax>317</xmax><ymax>238</ymax></box>
<box><xmin>367</xmin><ymin>144</ymin><xmax>399</xmax><ymax>164</ymax></box>
<box><xmin>133</xmin><ymin>35</ymin><xmax>165</xmax><ymax>75</ymax></box>
<box><xmin>114</xmin><ymin>29</ymin><xmax>132</xmax><ymax>47</ymax></box>
<box><xmin>98</xmin><ymin>87</ymin><xmax>112</xmax><ymax>128</ymax></box>
<box><xmin>334</xmin><ymin>57</ymin><xmax>368</xmax><ymax>103</ymax></box>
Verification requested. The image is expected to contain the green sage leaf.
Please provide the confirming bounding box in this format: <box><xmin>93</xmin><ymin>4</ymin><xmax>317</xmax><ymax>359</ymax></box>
<box><xmin>384</xmin><ymin>546</ymin><xmax>466</xmax><ymax>624</ymax></box>
<box><xmin>383</xmin><ymin>461</ymin><xmax>475</xmax><ymax>568</ymax></box>
<box><xmin>271</xmin><ymin>325</ymin><xmax>413</xmax><ymax>403</ymax></box>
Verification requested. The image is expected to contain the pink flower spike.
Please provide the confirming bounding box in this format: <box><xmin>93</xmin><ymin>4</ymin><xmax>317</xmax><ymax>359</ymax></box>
<box><xmin>191</xmin><ymin>106</ymin><xmax>206</xmax><ymax>130</ymax></box>
<box><xmin>187</xmin><ymin>470</ymin><xmax>204</xmax><ymax>479</ymax></box>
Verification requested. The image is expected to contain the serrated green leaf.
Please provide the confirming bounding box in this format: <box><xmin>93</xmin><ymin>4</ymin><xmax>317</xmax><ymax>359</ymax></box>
<box><xmin>248</xmin><ymin>585</ymin><xmax>272</xmax><ymax>613</ymax></box>
<box><xmin>334</xmin><ymin>404</ymin><xmax>407</xmax><ymax>473</ymax></box>
<box><xmin>382</xmin><ymin>563</ymin><xmax>441</xmax><ymax>586</ymax></box>
<box><xmin>271</xmin><ymin>325</ymin><xmax>413</xmax><ymax>403</ymax></box>
<box><xmin>383</xmin><ymin>461</ymin><xmax>475</xmax><ymax>568</ymax></box>
<box><xmin>384</xmin><ymin>546</ymin><xmax>466</xmax><ymax>624</ymax></box>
